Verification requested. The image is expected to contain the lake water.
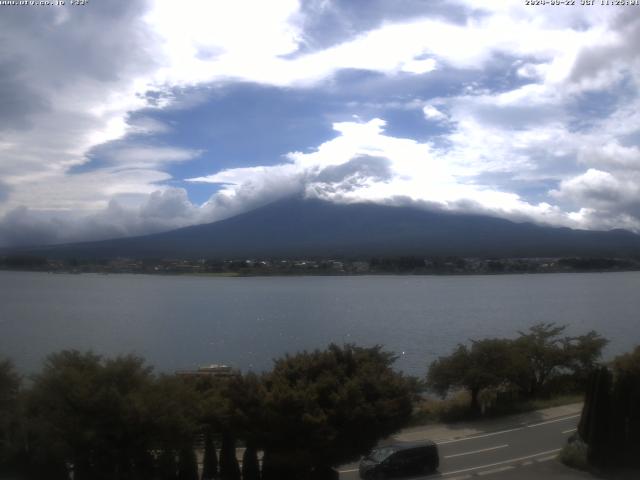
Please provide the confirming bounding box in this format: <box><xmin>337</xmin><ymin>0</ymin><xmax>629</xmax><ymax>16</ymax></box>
<box><xmin>1</xmin><ymin>271</ymin><xmax>639</xmax><ymax>376</ymax></box>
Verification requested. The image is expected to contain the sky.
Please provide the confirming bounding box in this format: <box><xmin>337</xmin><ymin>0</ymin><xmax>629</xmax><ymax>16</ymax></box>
<box><xmin>1</xmin><ymin>0</ymin><xmax>640</xmax><ymax>247</ymax></box>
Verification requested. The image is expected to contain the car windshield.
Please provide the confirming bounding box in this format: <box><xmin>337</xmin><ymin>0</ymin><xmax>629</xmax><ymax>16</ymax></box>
<box><xmin>369</xmin><ymin>447</ymin><xmax>396</xmax><ymax>462</ymax></box>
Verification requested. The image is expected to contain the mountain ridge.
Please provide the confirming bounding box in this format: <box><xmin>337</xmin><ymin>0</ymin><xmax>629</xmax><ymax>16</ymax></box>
<box><xmin>7</xmin><ymin>197</ymin><xmax>640</xmax><ymax>260</ymax></box>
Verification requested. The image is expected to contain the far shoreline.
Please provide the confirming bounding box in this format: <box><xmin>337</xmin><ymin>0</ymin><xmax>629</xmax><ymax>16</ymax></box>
<box><xmin>2</xmin><ymin>266</ymin><xmax>640</xmax><ymax>278</ymax></box>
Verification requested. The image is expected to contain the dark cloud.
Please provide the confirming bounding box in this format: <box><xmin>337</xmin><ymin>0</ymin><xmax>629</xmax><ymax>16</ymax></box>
<box><xmin>569</xmin><ymin>14</ymin><xmax>640</xmax><ymax>86</ymax></box>
<box><xmin>0</xmin><ymin>188</ymin><xmax>204</xmax><ymax>248</ymax></box>
<box><xmin>0</xmin><ymin>0</ymin><xmax>155</xmax><ymax>85</ymax></box>
<box><xmin>0</xmin><ymin>59</ymin><xmax>49</xmax><ymax>130</ymax></box>
<box><xmin>0</xmin><ymin>181</ymin><xmax>11</xmax><ymax>204</ymax></box>
<box><xmin>315</xmin><ymin>155</ymin><xmax>392</xmax><ymax>184</ymax></box>
<box><xmin>0</xmin><ymin>207</ymin><xmax>61</xmax><ymax>247</ymax></box>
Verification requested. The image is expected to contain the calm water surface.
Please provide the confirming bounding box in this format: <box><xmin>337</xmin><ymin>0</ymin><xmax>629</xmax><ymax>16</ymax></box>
<box><xmin>1</xmin><ymin>271</ymin><xmax>639</xmax><ymax>376</ymax></box>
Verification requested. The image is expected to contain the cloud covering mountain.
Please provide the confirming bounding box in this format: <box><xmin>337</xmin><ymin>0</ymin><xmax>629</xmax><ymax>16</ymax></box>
<box><xmin>1</xmin><ymin>1</ymin><xmax>640</xmax><ymax>246</ymax></box>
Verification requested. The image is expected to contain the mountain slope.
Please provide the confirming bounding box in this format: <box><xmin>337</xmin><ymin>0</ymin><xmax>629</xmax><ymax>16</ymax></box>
<box><xmin>15</xmin><ymin>198</ymin><xmax>640</xmax><ymax>259</ymax></box>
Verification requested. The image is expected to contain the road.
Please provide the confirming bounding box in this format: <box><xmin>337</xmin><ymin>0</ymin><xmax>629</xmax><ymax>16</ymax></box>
<box><xmin>338</xmin><ymin>410</ymin><xmax>582</xmax><ymax>480</ymax></box>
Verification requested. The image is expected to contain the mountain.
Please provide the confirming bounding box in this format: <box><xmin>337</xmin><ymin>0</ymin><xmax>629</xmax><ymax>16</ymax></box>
<box><xmin>11</xmin><ymin>197</ymin><xmax>640</xmax><ymax>259</ymax></box>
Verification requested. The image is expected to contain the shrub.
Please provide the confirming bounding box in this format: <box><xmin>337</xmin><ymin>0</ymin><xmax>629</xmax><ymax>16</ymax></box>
<box><xmin>560</xmin><ymin>436</ymin><xmax>589</xmax><ymax>471</ymax></box>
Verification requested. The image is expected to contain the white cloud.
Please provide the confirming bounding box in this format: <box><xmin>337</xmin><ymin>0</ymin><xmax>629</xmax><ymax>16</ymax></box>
<box><xmin>401</xmin><ymin>58</ymin><xmax>437</xmax><ymax>74</ymax></box>
<box><xmin>2</xmin><ymin>1</ymin><xmax>640</xmax><ymax>245</ymax></box>
<box><xmin>104</xmin><ymin>146</ymin><xmax>202</xmax><ymax>169</ymax></box>
<box><xmin>422</xmin><ymin>104</ymin><xmax>447</xmax><ymax>122</ymax></box>
<box><xmin>577</xmin><ymin>142</ymin><xmax>640</xmax><ymax>171</ymax></box>
<box><xmin>188</xmin><ymin>118</ymin><xmax>575</xmax><ymax>228</ymax></box>
<box><xmin>553</xmin><ymin>169</ymin><xmax>640</xmax><ymax>208</ymax></box>
<box><xmin>127</xmin><ymin>117</ymin><xmax>172</xmax><ymax>136</ymax></box>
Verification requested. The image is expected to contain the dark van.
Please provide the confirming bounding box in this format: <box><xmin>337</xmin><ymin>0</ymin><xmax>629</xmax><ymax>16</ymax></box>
<box><xmin>359</xmin><ymin>441</ymin><xmax>439</xmax><ymax>479</ymax></box>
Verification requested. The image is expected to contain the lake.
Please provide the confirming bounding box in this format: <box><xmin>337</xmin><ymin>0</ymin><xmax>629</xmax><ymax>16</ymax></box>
<box><xmin>1</xmin><ymin>271</ymin><xmax>639</xmax><ymax>376</ymax></box>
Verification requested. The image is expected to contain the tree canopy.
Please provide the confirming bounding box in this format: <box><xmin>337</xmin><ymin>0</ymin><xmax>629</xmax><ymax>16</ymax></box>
<box><xmin>0</xmin><ymin>358</ymin><xmax>21</xmax><ymax>472</ymax></box>
<box><xmin>427</xmin><ymin>323</ymin><xmax>608</xmax><ymax>412</ymax></box>
<box><xmin>259</xmin><ymin>344</ymin><xmax>415</xmax><ymax>475</ymax></box>
<box><xmin>427</xmin><ymin>339</ymin><xmax>517</xmax><ymax>413</ymax></box>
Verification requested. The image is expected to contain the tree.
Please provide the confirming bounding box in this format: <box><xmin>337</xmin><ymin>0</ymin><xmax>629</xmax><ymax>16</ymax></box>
<box><xmin>25</xmin><ymin>350</ymin><xmax>171</xmax><ymax>480</ymax></box>
<box><xmin>0</xmin><ymin>358</ymin><xmax>21</xmax><ymax>474</ymax></box>
<box><xmin>25</xmin><ymin>350</ymin><xmax>103</xmax><ymax>479</ymax></box>
<box><xmin>219</xmin><ymin>432</ymin><xmax>241</xmax><ymax>480</ymax></box>
<box><xmin>201</xmin><ymin>430</ymin><xmax>218</xmax><ymax>480</ymax></box>
<box><xmin>178</xmin><ymin>445</ymin><xmax>199</xmax><ymax>480</ymax></box>
<box><xmin>146</xmin><ymin>375</ymin><xmax>202</xmax><ymax>451</ymax></box>
<box><xmin>578</xmin><ymin>366</ymin><xmax>613</xmax><ymax>467</ymax></box>
<box><xmin>564</xmin><ymin>330</ymin><xmax>608</xmax><ymax>385</ymax></box>
<box><xmin>612</xmin><ymin>345</ymin><xmax>640</xmax><ymax>375</ymax></box>
<box><xmin>513</xmin><ymin>323</ymin><xmax>607</xmax><ymax>396</ymax></box>
<box><xmin>427</xmin><ymin>339</ymin><xmax>517</xmax><ymax>414</ymax></box>
<box><xmin>576</xmin><ymin>346</ymin><xmax>640</xmax><ymax>469</ymax></box>
<box><xmin>241</xmin><ymin>444</ymin><xmax>260</xmax><ymax>480</ymax></box>
<box><xmin>258</xmin><ymin>344</ymin><xmax>415</xmax><ymax>477</ymax></box>
<box><xmin>158</xmin><ymin>448</ymin><xmax>178</xmax><ymax>480</ymax></box>
<box><xmin>513</xmin><ymin>323</ymin><xmax>569</xmax><ymax>396</ymax></box>
<box><xmin>610</xmin><ymin>346</ymin><xmax>640</xmax><ymax>467</ymax></box>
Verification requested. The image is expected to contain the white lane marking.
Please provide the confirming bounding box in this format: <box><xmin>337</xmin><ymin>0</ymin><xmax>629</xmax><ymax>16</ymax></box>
<box><xmin>446</xmin><ymin>476</ymin><xmax>471</xmax><ymax>480</ymax></box>
<box><xmin>437</xmin><ymin>428</ymin><xmax>521</xmax><ymax>445</ymax></box>
<box><xmin>440</xmin><ymin>448</ymin><xmax>561</xmax><ymax>476</ymax></box>
<box><xmin>536</xmin><ymin>454</ymin><xmax>559</xmax><ymax>462</ymax></box>
<box><xmin>527</xmin><ymin>414</ymin><xmax>580</xmax><ymax>428</ymax></box>
<box><xmin>562</xmin><ymin>428</ymin><xmax>577</xmax><ymax>434</ymax></box>
<box><xmin>477</xmin><ymin>465</ymin><xmax>515</xmax><ymax>476</ymax></box>
<box><xmin>437</xmin><ymin>414</ymin><xmax>579</xmax><ymax>445</ymax></box>
<box><xmin>444</xmin><ymin>444</ymin><xmax>509</xmax><ymax>459</ymax></box>
<box><xmin>341</xmin><ymin>415</ymin><xmax>577</xmax><ymax>474</ymax></box>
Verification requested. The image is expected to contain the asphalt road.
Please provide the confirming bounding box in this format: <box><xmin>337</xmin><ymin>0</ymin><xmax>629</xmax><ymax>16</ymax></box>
<box><xmin>338</xmin><ymin>413</ymin><xmax>581</xmax><ymax>480</ymax></box>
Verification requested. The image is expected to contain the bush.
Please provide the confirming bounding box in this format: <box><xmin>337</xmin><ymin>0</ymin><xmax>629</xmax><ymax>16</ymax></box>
<box><xmin>258</xmin><ymin>344</ymin><xmax>415</xmax><ymax>475</ymax></box>
<box><xmin>411</xmin><ymin>392</ymin><xmax>473</xmax><ymax>425</ymax></box>
<box><xmin>560</xmin><ymin>436</ymin><xmax>589</xmax><ymax>471</ymax></box>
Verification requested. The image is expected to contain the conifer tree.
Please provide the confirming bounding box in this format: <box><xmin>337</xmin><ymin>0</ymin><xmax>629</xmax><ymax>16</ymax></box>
<box><xmin>201</xmin><ymin>431</ymin><xmax>218</xmax><ymax>480</ymax></box>
<box><xmin>178</xmin><ymin>445</ymin><xmax>199</xmax><ymax>480</ymax></box>
<box><xmin>241</xmin><ymin>444</ymin><xmax>260</xmax><ymax>480</ymax></box>
<box><xmin>219</xmin><ymin>432</ymin><xmax>241</xmax><ymax>480</ymax></box>
<box><xmin>158</xmin><ymin>448</ymin><xmax>178</xmax><ymax>480</ymax></box>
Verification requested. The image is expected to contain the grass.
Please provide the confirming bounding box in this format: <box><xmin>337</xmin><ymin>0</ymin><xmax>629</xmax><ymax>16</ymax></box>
<box><xmin>409</xmin><ymin>391</ymin><xmax>474</xmax><ymax>426</ymax></box>
<box><xmin>409</xmin><ymin>391</ymin><xmax>584</xmax><ymax>426</ymax></box>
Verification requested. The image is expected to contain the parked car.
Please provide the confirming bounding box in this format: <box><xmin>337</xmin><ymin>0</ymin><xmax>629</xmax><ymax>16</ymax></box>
<box><xmin>359</xmin><ymin>441</ymin><xmax>439</xmax><ymax>479</ymax></box>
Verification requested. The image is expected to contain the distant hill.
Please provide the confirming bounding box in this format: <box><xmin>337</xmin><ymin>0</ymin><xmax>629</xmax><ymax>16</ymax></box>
<box><xmin>10</xmin><ymin>197</ymin><xmax>640</xmax><ymax>260</ymax></box>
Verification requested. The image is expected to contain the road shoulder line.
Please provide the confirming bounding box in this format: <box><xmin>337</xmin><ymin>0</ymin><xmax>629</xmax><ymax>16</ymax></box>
<box><xmin>439</xmin><ymin>448</ymin><xmax>561</xmax><ymax>476</ymax></box>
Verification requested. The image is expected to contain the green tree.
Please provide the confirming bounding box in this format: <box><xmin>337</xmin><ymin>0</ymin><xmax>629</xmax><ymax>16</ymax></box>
<box><xmin>513</xmin><ymin>323</ymin><xmax>607</xmax><ymax>396</ymax></box>
<box><xmin>241</xmin><ymin>444</ymin><xmax>260</xmax><ymax>480</ymax></box>
<box><xmin>427</xmin><ymin>339</ymin><xmax>516</xmax><ymax>414</ymax></box>
<box><xmin>610</xmin><ymin>346</ymin><xmax>640</xmax><ymax>467</ymax></box>
<box><xmin>25</xmin><ymin>350</ymin><xmax>166</xmax><ymax>480</ymax></box>
<box><xmin>258</xmin><ymin>344</ymin><xmax>415</xmax><ymax>477</ymax></box>
<box><xmin>576</xmin><ymin>346</ymin><xmax>640</xmax><ymax>469</ymax></box>
<box><xmin>513</xmin><ymin>323</ymin><xmax>568</xmax><ymax>396</ymax></box>
<box><xmin>612</xmin><ymin>345</ymin><xmax>640</xmax><ymax>375</ymax></box>
<box><xmin>178</xmin><ymin>445</ymin><xmax>199</xmax><ymax>480</ymax></box>
<box><xmin>201</xmin><ymin>430</ymin><xmax>218</xmax><ymax>480</ymax></box>
<box><xmin>25</xmin><ymin>350</ymin><xmax>102</xmax><ymax>478</ymax></box>
<box><xmin>580</xmin><ymin>366</ymin><xmax>613</xmax><ymax>467</ymax></box>
<box><xmin>219</xmin><ymin>432</ymin><xmax>241</xmax><ymax>480</ymax></box>
<box><xmin>564</xmin><ymin>330</ymin><xmax>608</xmax><ymax>385</ymax></box>
<box><xmin>0</xmin><ymin>358</ymin><xmax>21</xmax><ymax>474</ymax></box>
<box><xmin>146</xmin><ymin>375</ymin><xmax>202</xmax><ymax>451</ymax></box>
<box><xmin>158</xmin><ymin>448</ymin><xmax>178</xmax><ymax>480</ymax></box>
